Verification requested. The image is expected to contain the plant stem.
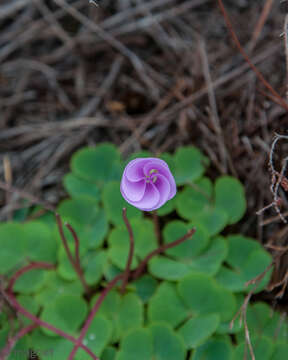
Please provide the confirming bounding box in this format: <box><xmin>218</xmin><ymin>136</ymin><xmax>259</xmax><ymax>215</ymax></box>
<box><xmin>55</xmin><ymin>213</ymin><xmax>90</xmax><ymax>294</ymax></box>
<box><xmin>68</xmin><ymin>274</ymin><xmax>123</xmax><ymax>360</ymax></box>
<box><xmin>152</xmin><ymin>210</ymin><xmax>161</xmax><ymax>245</ymax></box>
<box><xmin>121</xmin><ymin>208</ymin><xmax>135</xmax><ymax>294</ymax></box>
<box><xmin>133</xmin><ymin>228</ymin><xmax>196</xmax><ymax>280</ymax></box>
<box><xmin>7</xmin><ymin>263</ymin><xmax>98</xmax><ymax>360</ymax></box>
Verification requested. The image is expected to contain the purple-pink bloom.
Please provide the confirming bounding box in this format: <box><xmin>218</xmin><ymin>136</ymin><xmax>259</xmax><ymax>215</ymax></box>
<box><xmin>120</xmin><ymin>157</ymin><xmax>176</xmax><ymax>211</ymax></box>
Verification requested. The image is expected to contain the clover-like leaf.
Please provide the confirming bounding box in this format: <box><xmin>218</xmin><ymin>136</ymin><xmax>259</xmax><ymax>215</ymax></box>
<box><xmin>149</xmin><ymin>256</ymin><xmax>190</xmax><ymax>281</ymax></box>
<box><xmin>178</xmin><ymin>313</ymin><xmax>220</xmax><ymax>349</ymax></box>
<box><xmin>176</xmin><ymin>179</ymin><xmax>212</xmax><ymax>220</ymax></box>
<box><xmin>35</xmin><ymin>272</ymin><xmax>83</xmax><ymax>305</ymax></box>
<box><xmin>40</xmin><ymin>294</ymin><xmax>88</xmax><ymax>336</ymax></box>
<box><xmin>77</xmin><ymin>316</ymin><xmax>113</xmax><ymax>358</ymax></box>
<box><xmin>23</xmin><ymin>221</ymin><xmax>58</xmax><ymax>264</ymax></box>
<box><xmin>190</xmin><ymin>337</ymin><xmax>233</xmax><ymax>360</ymax></box>
<box><xmin>83</xmin><ymin>250</ymin><xmax>107</xmax><ymax>286</ymax></box>
<box><xmin>14</xmin><ymin>268</ymin><xmax>48</xmax><ymax>294</ymax></box>
<box><xmin>215</xmin><ymin>176</ymin><xmax>246</xmax><ymax>224</ymax></box>
<box><xmin>223</xmin><ymin>235</ymin><xmax>273</xmax><ymax>293</ymax></box>
<box><xmin>131</xmin><ymin>275</ymin><xmax>158</xmax><ymax>303</ymax></box>
<box><xmin>102</xmin><ymin>181</ymin><xmax>142</xmax><ymax>226</ymax></box>
<box><xmin>178</xmin><ymin>272</ymin><xmax>236</xmax><ymax>322</ymax></box>
<box><xmin>234</xmin><ymin>336</ymin><xmax>274</xmax><ymax>360</ymax></box>
<box><xmin>93</xmin><ymin>292</ymin><xmax>143</xmax><ymax>342</ymax></box>
<box><xmin>63</xmin><ymin>173</ymin><xmax>101</xmax><ymax>201</ymax></box>
<box><xmin>71</xmin><ymin>143</ymin><xmax>121</xmax><ymax>186</ymax></box>
<box><xmin>116</xmin><ymin>328</ymin><xmax>153</xmax><ymax>360</ymax></box>
<box><xmin>271</xmin><ymin>343</ymin><xmax>288</xmax><ymax>360</ymax></box>
<box><xmin>0</xmin><ymin>223</ymin><xmax>26</xmax><ymax>273</ymax></box>
<box><xmin>173</xmin><ymin>146</ymin><xmax>209</xmax><ymax>185</ymax></box>
<box><xmin>148</xmin><ymin>282</ymin><xmax>189</xmax><ymax>328</ymax></box>
<box><xmin>57</xmin><ymin>197</ymin><xmax>108</xmax><ymax>249</ymax></box>
<box><xmin>163</xmin><ymin>220</ymin><xmax>210</xmax><ymax>259</ymax></box>
<box><xmin>102</xmin><ymin>346</ymin><xmax>117</xmax><ymax>360</ymax></box>
<box><xmin>29</xmin><ymin>330</ymin><xmax>74</xmax><ymax>360</ymax></box>
<box><xmin>149</xmin><ymin>323</ymin><xmax>186</xmax><ymax>360</ymax></box>
<box><xmin>108</xmin><ymin>219</ymin><xmax>157</xmax><ymax>270</ymax></box>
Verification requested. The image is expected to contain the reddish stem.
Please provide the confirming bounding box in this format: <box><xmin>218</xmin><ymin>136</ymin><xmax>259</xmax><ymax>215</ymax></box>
<box><xmin>121</xmin><ymin>208</ymin><xmax>135</xmax><ymax>294</ymax></box>
<box><xmin>67</xmin><ymin>274</ymin><xmax>123</xmax><ymax>360</ymax></box>
<box><xmin>55</xmin><ymin>213</ymin><xmax>90</xmax><ymax>294</ymax></box>
<box><xmin>0</xmin><ymin>323</ymin><xmax>37</xmax><ymax>359</ymax></box>
<box><xmin>133</xmin><ymin>228</ymin><xmax>196</xmax><ymax>279</ymax></box>
<box><xmin>6</xmin><ymin>263</ymin><xmax>98</xmax><ymax>360</ymax></box>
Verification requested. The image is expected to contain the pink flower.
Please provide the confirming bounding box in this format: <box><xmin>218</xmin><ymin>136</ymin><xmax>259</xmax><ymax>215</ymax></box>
<box><xmin>120</xmin><ymin>158</ymin><xmax>176</xmax><ymax>211</ymax></box>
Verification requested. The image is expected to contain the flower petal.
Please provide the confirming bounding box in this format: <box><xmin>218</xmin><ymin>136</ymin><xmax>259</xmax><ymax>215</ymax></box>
<box><xmin>125</xmin><ymin>158</ymin><xmax>149</xmax><ymax>182</ymax></box>
<box><xmin>121</xmin><ymin>177</ymin><xmax>146</xmax><ymax>202</ymax></box>
<box><xmin>133</xmin><ymin>183</ymin><xmax>160</xmax><ymax>211</ymax></box>
<box><xmin>153</xmin><ymin>174</ymin><xmax>171</xmax><ymax>207</ymax></box>
<box><xmin>143</xmin><ymin>158</ymin><xmax>169</xmax><ymax>177</ymax></box>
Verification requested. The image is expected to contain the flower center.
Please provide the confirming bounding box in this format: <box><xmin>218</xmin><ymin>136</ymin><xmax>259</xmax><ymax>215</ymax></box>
<box><xmin>145</xmin><ymin>169</ymin><xmax>158</xmax><ymax>183</ymax></box>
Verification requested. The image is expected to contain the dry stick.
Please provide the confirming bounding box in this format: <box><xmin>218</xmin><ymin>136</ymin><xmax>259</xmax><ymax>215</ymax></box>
<box><xmin>217</xmin><ymin>0</ymin><xmax>288</xmax><ymax>112</ymax></box>
<box><xmin>68</xmin><ymin>274</ymin><xmax>123</xmax><ymax>360</ymax></box>
<box><xmin>284</xmin><ymin>14</ymin><xmax>288</xmax><ymax>100</ymax></box>
<box><xmin>199</xmin><ymin>39</ymin><xmax>228</xmax><ymax>175</ymax></box>
<box><xmin>248</xmin><ymin>0</ymin><xmax>275</xmax><ymax>53</ymax></box>
<box><xmin>133</xmin><ymin>228</ymin><xmax>196</xmax><ymax>280</ymax></box>
<box><xmin>0</xmin><ymin>180</ymin><xmax>55</xmax><ymax>212</ymax></box>
<box><xmin>121</xmin><ymin>208</ymin><xmax>135</xmax><ymax>294</ymax></box>
<box><xmin>0</xmin><ymin>323</ymin><xmax>37</xmax><ymax>360</ymax></box>
<box><xmin>55</xmin><ymin>214</ymin><xmax>90</xmax><ymax>294</ymax></box>
<box><xmin>52</xmin><ymin>0</ymin><xmax>157</xmax><ymax>98</ymax></box>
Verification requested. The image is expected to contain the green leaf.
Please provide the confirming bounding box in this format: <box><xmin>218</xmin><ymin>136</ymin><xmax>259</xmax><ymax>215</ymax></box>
<box><xmin>117</xmin><ymin>293</ymin><xmax>144</xmax><ymax>337</ymax></box>
<box><xmin>127</xmin><ymin>151</ymin><xmax>153</xmax><ymax>162</ymax></box>
<box><xmin>29</xmin><ymin>330</ymin><xmax>74</xmax><ymax>360</ymax></box>
<box><xmin>63</xmin><ymin>173</ymin><xmax>100</xmax><ymax>201</ymax></box>
<box><xmin>193</xmin><ymin>207</ymin><xmax>228</xmax><ymax>237</ymax></box>
<box><xmin>40</xmin><ymin>294</ymin><xmax>88</xmax><ymax>336</ymax></box>
<box><xmin>236</xmin><ymin>302</ymin><xmax>288</xmax><ymax>344</ymax></box>
<box><xmin>178</xmin><ymin>273</ymin><xmax>236</xmax><ymax>322</ymax></box>
<box><xmin>94</xmin><ymin>292</ymin><xmax>143</xmax><ymax>341</ymax></box>
<box><xmin>149</xmin><ymin>323</ymin><xmax>186</xmax><ymax>360</ymax></box>
<box><xmin>108</xmin><ymin>219</ymin><xmax>157</xmax><ymax>270</ymax></box>
<box><xmin>215</xmin><ymin>176</ymin><xmax>246</xmax><ymax>224</ymax></box>
<box><xmin>176</xmin><ymin>179</ymin><xmax>212</xmax><ymax>220</ymax></box>
<box><xmin>0</xmin><ymin>223</ymin><xmax>26</xmax><ymax>273</ymax></box>
<box><xmin>271</xmin><ymin>343</ymin><xmax>288</xmax><ymax>360</ymax></box>
<box><xmin>83</xmin><ymin>250</ymin><xmax>107</xmax><ymax>286</ymax></box>
<box><xmin>188</xmin><ymin>236</ymin><xmax>227</xmax><ymax>275</ymax></box>
<box><xmin>157</xmin><ymin>197</ymin><xmax>176</xmax><ymax>216</ymax></box>
<box><xmin>71</xmin><ymin>143</ymin><xmax>121</xmax><ymax>186</ymax></box>
<box><xmin>116</xmin><ymin>328</ymin><xmax>153</xmax><ymax>360</ymax></box>
<box><xmin>131</xmin><ymin>275</ymin><xmax>158</xmax><ymax>303</ymax></box>
<box><xmin>17</xmin><ymin>294</ymin><xmax>40</xmax><ymax>325</ymax></box>
<box><xmin>178</xmin><ymin>313</ymin><xmax>220</xmax><ymax>349</ymax></box>
<box><xmin>226</xmin><ymin>235</ymin><xmax>272</xmax><ymax>293</ymax></box>
<box><xmin>163</xmin><ymin>221</ymin><xmax>210</xmax><ymax>260</ymax></box>
<box><xmin>102</xmin><ymin>347</ymin><xmax>117</xmax><ymax>360</ymax></box>
<box><xmin>23</xmin><ymin>221</ymin><xmax>57</xmax><ymax>263</ymax></box>
<box><xmin>35</xmin><ymin>272</ymin><xmax>83</xmax><ymax>305</ymax></box>
<box><xmin>77</xmin><ymin>316</ymin><xmax>113</xmax><ymax>358</ymax></box>
<box><xmin>234</xmin><ymin>336</ymin><xmax>274</xmax><ymax>360</ymax></box>
<box><xmin>14</xmin><ymin>268</ymin><xmax>48</xmax><ymax>294</ymax></box>
<box><xmin>57</xmin><ymin>248</ymin><xmax>78</xmax><ymax>281</ymax></box>
<box><xmin>148</xmin><ymin>282</ymin><xmax>188</xmax><ymax>328</ymax></box>
<box><xmin>57</xmin><ymin>198</ymin><xmax>108</xmax><ymax>249</ymax></box>
<box><xmin>190</xmin><ymin>338</ymin><xmax>233</xmax><ymax>360</ymax></box>
<box><xmin>149</xmin><ymin>256</ymin><xmax>190</xmax><ymax>281</ymax></box>
<box><xmin>174</xmin><ymin>147</ymin><xmax>208</xmax><ymax>185</ymax></box>
<box><xmin>215</xmin><ymin>266</ymin><xmax>246</xmax><ymax>292</ymax></box>
<box><xmin>102</xmin><ymin>181</ymin><xmax>142</xmax><ymax>226</ymax></box>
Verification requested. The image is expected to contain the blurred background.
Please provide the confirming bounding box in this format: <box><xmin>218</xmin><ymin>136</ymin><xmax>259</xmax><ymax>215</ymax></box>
<box><xmin>0</xmin><ymin>0</ymin><xmax>288</xmax><ymax>247</ymax></box>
